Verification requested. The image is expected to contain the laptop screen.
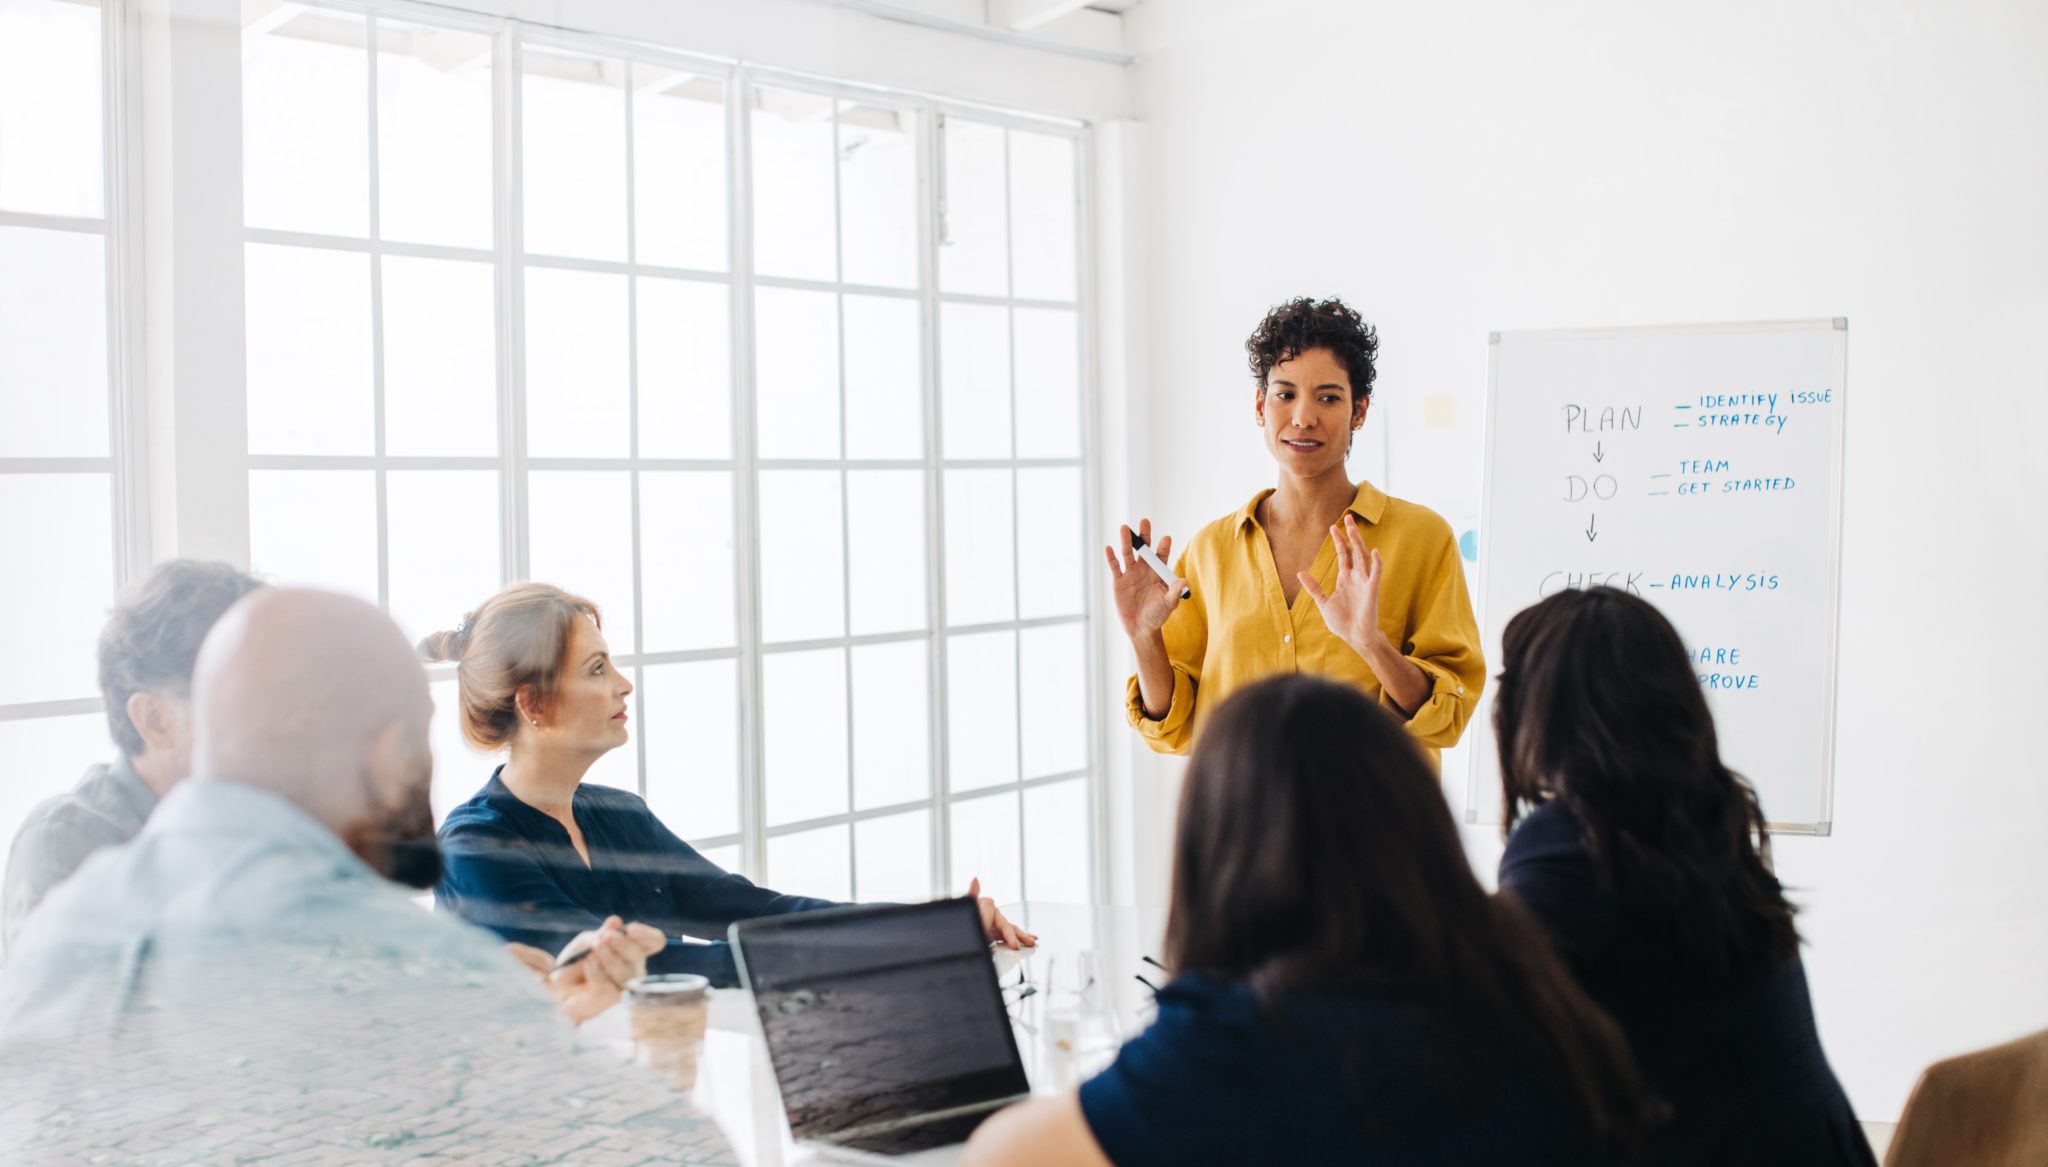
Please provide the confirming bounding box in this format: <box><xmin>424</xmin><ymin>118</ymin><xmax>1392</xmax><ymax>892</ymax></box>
<box><xmin>734</xmin><ymin>899</ymin><xmax>1030</xmax><ymax>1142</ymax></box>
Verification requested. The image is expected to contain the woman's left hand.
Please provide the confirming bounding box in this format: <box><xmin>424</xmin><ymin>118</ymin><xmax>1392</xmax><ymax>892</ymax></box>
<box><xmin>965</xmin><ymin>878</ymin><xmax>1038</xmax><ymax>949</ymax></box>
<box><xmin>1299</xmin><ymin>514</ymin><xmax>1390</xmax><ymax>658</ymax></box>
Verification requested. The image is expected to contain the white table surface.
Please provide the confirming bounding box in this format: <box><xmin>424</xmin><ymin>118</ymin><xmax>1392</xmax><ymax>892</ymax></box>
<box><xmin>581</xmin><ymin>903</ymin><xmax>1167</xmax><ymax>1167</ymax></box>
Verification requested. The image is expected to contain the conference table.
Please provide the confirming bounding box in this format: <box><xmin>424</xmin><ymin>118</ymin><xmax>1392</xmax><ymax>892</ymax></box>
<box><xmin>582</xmin><ymin>903</ymin><xmax>1167</xmax><ymax>1166</ymax></box>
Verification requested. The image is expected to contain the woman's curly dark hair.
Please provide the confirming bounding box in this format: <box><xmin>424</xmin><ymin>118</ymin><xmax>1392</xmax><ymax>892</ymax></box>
<box><xmin>1246</xmin><ymin>297</ymin><xmax>1379</xmax><ymax>403</ymax></box>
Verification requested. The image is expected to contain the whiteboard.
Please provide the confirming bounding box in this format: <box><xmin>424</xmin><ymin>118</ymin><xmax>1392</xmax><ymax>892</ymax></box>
<box><xmin>1463</xmin><ymin>320</ymin><xmax>1848</xmax><ymax>834</ymax></box>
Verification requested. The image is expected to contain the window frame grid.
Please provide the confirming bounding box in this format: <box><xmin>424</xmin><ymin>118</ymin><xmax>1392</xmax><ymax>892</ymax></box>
<box><xmin>237</xmin><ymin>4</ymin><xmax>510</xmax><ymax>632</ymax></box>
<box><xmin>237</xmin><ymin>17</ymin><xmax>753</xmax><ymax>815</ymax></box>
<box><xmin>932</xmin><ymin>107</ymin><xmax>1096</xmax><ymax>902</ymax></box>
<box><xmin>233</xmin><ymin>1</ymin><xmax>1098</xmax><ymax>905</ymax></box>
<box><xmin>0</xmin><ymin>0</ymin><xmax>143</xmax><ymax>731</ymax></box>
<box><xmin>738</xmin><ymin>71</ymin><xmax>938</xmax><ymax>900</ymax></box>
<box><xmin>508</xmin><ymin>30</ymin><xmax>746</xmax><ymax>825</ymax></box>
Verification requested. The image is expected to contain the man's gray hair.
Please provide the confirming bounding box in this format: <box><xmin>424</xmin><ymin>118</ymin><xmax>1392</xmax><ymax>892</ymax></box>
<box><xmin>98</xmin><ymin>560</ymin><xmax>263</xmax><ymax>757</ymax></box>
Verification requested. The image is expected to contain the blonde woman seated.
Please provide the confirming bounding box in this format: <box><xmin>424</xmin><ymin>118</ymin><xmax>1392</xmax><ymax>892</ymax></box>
<box><xmin>428</xmin><ymin>583</ymin><xmax>1032</xmax><ymax>989</ymax></box>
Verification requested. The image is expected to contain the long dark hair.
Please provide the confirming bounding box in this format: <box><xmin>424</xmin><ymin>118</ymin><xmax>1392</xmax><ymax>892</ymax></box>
<box><xmin>1493</xmin><ymin>587</ymin><xmax>1800</xmax><ymax>978</ymax></box>
<box><xmin>1164</xmin><ymin>675</ymin><xmax>1658</xmax><ymax>1155</ymax></box>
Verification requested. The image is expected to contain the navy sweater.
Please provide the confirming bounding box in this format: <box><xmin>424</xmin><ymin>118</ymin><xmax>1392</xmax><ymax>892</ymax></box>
<box><xmin>1079</xmin><ymin>974</ymin><xmax>1621</xmax><ymax>1165</ymax></box>
<box><xmin>436</xmin><ymin>769</ymin><xmax>837</xmax><ymax>987</ymax></box>
<box><xmin>1500</xmin><ymin>800</ymin><xmax>1877</xmax><ymax>1167</ymax></box>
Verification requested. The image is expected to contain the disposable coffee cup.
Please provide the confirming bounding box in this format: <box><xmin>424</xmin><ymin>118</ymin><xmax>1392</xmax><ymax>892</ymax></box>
<box><xmin>626</xmin><ymin>974</ymin><xmax>711</xmax><ymax>1093</ymax></box>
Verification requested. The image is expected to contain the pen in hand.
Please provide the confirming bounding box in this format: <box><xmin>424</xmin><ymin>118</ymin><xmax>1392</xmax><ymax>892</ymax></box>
<box><xmin>1129</xmin><ymin>531</ymin><xmax>1192</xmax><ymax>600</ymax></box>
<box><xmin>554</xmin><ymin>918</ymin><xmax>626</xmax><ymax>971</ymax></box>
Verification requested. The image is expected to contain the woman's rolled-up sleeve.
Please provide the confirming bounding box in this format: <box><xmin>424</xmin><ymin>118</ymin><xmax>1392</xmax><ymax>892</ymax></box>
<box><xmin>1384</xmin><ymin>532</ymin><xmax>1484</xmax><ymax>749</ymax></box>
<box><xmin>1124</xmin><ymin>555</ymin><xmax>1208</xmax><ymax>756</ymax></box>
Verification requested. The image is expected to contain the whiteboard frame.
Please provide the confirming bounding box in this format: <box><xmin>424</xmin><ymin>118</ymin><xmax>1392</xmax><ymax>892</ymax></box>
<box><xmin>1465</xmin><ymin>318</ymin><xmax>1849</xmax><ymax>837</ymax></box>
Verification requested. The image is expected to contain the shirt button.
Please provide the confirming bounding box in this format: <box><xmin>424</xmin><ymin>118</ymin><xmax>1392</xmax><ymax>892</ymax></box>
<box><xmin>1283</xmin><ymin>634</ymin><xmax>1292</xmax><ymax>643</ymax></box>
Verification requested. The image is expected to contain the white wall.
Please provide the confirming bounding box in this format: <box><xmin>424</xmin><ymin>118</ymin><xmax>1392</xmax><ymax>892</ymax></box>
<box><xmin>1121</xmin><ymin>0</ymin><xmax>2048</xmax><ymax>1120</ymax></box>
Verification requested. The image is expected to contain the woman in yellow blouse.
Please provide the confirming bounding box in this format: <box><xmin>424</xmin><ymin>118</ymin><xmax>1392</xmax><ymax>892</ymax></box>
<box><xmin>1105</xmin><ymin>298</ymin><xmax>1483</xmax><ymax>768</ymax></box>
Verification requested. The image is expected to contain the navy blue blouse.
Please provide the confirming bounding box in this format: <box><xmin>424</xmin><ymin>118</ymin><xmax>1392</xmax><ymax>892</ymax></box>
<box><xmin>1078</xmin><ymin>974</ymin><xmax>1617</xmax><ymax>1166</ymax></box>
<box><xmin>436</xmin><ymin>769</ymin><xmax>837</xmax><ymax>987</ymax></box>
<box><xmin>1500</xmin><ymin>799</ymin><xmax>1877</xmax><ymax>1167</ymax></box>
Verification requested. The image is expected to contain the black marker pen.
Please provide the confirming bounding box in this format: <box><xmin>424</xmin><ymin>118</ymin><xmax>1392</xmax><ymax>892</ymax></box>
<box><xmin>1129</xmin><ymin>530</ymin><xmax>1191</xmax><ymax>600</ymax></box>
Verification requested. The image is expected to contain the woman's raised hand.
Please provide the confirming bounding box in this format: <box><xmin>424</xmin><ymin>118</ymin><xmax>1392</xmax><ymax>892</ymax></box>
<box><xmin>1104</xmin><ymin>519</ymin><xmax>1184</xmax><ymax>641</ymax></box>
<box><xmin>1298</xmin><ymin>513</ymin><xmax>1388</xmax><ymax>656</ymax></box>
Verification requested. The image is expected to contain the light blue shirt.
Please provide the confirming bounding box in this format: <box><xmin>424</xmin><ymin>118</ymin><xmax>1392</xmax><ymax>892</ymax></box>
<box><xmin>0</xmin><ymin>779</ymin><xmax>735</xmax><ymax>1164</ymax></box>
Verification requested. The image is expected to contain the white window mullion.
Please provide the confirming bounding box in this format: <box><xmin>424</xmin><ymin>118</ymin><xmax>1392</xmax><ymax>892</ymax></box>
<box><xmin>1001</xmin><ymin>127</ymin><xmax>1029</xmax><ymax>891</ymax></box>
<box><xmin>365</xmin><ymin>16</ymin><xmax>391</xmax><ymax>610</ymax></box>
<box><xmin>105</xmin><ymin>0</ymin><xmax>149</xmax><ymax>581</ymax></box>
<box><xmin>497</xmin><ymin>28</ymin><xmax>529</xmax><ymax>584</ymax></box>
<box><xmin>1077</xmin><ymin>127</ymin><xmax>1105</xmax><ymax>905</ymax></box>
<box><xmin>0</xmin><ymin>697</ymin><xmax>107</xmax><ymax>724</ymax></box>
<box><xmin>921</xmin><ymin>103</ymin><xmax>953</xmax><ymax>900</ymax></box>
<box><xmin>623</xmin><ymin>59</ymin><xmax>649</xmax><ymax>800</ymax></box>
<box><xmin>831</xmin><ymin>97</ymin><xmax>860</xmax><ymax>899</ymax></box>
<box><xmin>729</xmin><ymin>71</ymin><xmax>770</xmax><ymax>883</ymax></box>
<box><xmin>143</xmin><ymin>0</ymin><xmax>251</xmax><ymax>567</ymax></box>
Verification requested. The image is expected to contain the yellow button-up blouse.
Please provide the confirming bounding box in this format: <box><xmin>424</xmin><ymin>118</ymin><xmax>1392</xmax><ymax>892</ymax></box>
<box><xmin>1124</xmin><ymin>481</ymin><xmax>1484</xmax><ymax>769</ymax></box>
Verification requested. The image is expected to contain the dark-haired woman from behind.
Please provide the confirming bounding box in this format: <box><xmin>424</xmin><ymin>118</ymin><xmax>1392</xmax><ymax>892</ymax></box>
<box><xmin>1493</xmin><ymin>587</ymin><xmax>1877</xmax><ymax>1166</ymax></box>
<box><xmin>963</xmin><ymin>675</ymin><xmax>1660</xmax><ymax>1167</ymax></box>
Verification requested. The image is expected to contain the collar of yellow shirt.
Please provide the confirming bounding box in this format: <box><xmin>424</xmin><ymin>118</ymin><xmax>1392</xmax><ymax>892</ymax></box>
<box><xmin>1232</xmin><ymin>479</ymin><xmax>1389</xmax><ymax>532</ymax></box>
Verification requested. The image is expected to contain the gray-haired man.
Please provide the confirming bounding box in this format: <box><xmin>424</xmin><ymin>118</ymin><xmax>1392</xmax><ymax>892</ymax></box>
<box><xmin>1</xmin><ymin>559</ymin><xmax>260</xmax><ymax>953</ymax></box>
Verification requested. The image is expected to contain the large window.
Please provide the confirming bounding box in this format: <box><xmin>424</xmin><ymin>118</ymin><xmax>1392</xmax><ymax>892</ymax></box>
<box><xmin>932</xmin><ymin>114</ymin><xmax>1092</xmax><ymax>904</ymax></box>
<box><xmin>0</xmin><ymin>0</ymin><xmax>132</xmax><ymax>879</ymax></box>
<box><xmin>239</xmin><ymin>7</ymin><xmax>510</xmax><ymax>838</ymax></box>
<box><xmin>236</xmin><ymin>4</ymin><xmax>1095</xmax><ymax>903</ymax></box>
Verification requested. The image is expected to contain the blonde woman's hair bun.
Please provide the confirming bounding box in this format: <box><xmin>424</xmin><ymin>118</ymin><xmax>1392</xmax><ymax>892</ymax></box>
<box><xmin>417</xmin><ymin>612</ymin><xmax>476</xmax><ymax>664</ymax></box>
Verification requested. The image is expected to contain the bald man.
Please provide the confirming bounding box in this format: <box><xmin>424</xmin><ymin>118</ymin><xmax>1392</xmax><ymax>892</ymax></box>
<box><xmin>0</xmin><ymin>590</ymin><xmax>733</xmax><ymax>1164</ymax></box>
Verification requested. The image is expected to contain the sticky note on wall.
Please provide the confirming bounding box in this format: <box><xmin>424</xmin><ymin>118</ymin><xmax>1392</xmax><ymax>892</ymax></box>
<box><xmin>1423</xmin><ymin>394</ymin><xmax>1458</xmax><ymax>429</ymax></box>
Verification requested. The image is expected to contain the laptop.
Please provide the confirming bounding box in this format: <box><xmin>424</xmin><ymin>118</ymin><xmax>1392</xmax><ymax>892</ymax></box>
<box><xmin>730</xmin><ymin>899</ymin><xmax>1032</xmax><ymax>1162</ymax></box>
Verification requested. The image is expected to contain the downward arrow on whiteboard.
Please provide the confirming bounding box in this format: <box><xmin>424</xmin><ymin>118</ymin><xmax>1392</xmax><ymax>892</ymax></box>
<box><xmin>1586</xmin><ymin>514</ymin><xmax>1599</xmax><ymax>542</ymax></box>
<box><xmin>1592</xmin><ymin>441</ymin><xmax>1605</xmax><ymax>463</ymax></box>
